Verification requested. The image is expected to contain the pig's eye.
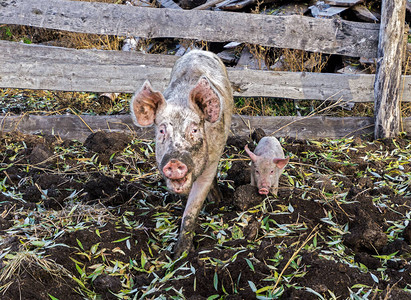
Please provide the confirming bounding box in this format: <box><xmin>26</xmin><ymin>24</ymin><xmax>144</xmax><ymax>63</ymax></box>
<box><xmin>255</xmin><ymin>170</ymin><xmax>259</xmax><ymax>175</ymax></box>
<box><xmin>270</xmin><ymin>170</ymin><xmax>274</xmax><ymax>174</ymax></box>
<box><xmin>189</xmin><ymin>125</ymin><xmax>200</xmax><ymax>136</ymax></box>
<box><xmin>158</xmin><ymin>125</ymin><xmax>167</xmax><ymax>135</ymax></box>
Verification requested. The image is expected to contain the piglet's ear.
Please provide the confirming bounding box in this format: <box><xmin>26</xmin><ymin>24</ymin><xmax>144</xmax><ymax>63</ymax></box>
<box><xmin>189</xmin><ymin>76</ymin><xmax>221</xmax><ymax>123</ymax></box>
<box><xmin>244</xmin><ymin>144</ymin><xmax>258</xmax><ymax>162</ymax></box>
<box><xmin>273</xmin><ymin>157</ymin><xmax>289</xmax><ymax>169</ymax></box>
<box><xmin>130</xmin><ymin>81</ymin><xmax>166</xmax><ymax>127</ymax></box>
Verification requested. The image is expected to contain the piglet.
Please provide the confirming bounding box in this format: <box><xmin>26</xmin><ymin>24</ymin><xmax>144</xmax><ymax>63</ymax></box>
<box><xmin>245</xmin><ymin>137</ymin><xmax>289</xmax><ymax>195</ymax></box>
<box><xmin>130</xmin><ymin>50</ymin><xmax>233</xmax><ymax>256</ymax></box>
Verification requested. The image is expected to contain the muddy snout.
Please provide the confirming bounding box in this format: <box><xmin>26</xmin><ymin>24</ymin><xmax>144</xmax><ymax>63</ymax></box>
<box><xmin>160</xmin><ymin>152</ymin><xmax>195</xmax><ymax>194</ymax></box>
<box><xmin>162</xmin><ymin>159</ymin><xmax>188</xmax><ymax>180</ymax></box>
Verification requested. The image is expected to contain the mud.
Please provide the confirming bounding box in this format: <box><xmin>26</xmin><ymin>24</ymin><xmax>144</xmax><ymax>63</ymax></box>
<box><xmin>0</xmin><ymin>131</ymin><xmax>410</xmax><ymax>299</ymax></box>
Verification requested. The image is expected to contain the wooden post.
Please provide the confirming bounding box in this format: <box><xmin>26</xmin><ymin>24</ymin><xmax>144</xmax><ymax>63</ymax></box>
<box><xmin>374</xmin><ymin>0</ymin><xmax>406</xmax><ymax>139</ymax></box>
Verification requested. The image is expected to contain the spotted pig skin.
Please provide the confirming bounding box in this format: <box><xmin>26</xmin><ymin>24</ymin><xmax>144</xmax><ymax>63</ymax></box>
<box><xmin>130</xmin><ymin>50</ymin><xmax>233</xmax><ymax>256</ymax></box>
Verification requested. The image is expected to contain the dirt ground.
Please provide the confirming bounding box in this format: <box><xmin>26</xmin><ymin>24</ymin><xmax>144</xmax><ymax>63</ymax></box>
<box><xmin>0</xmin><ymin>130</ymin><xmax>410</xmax><ymax>299</ymax></box>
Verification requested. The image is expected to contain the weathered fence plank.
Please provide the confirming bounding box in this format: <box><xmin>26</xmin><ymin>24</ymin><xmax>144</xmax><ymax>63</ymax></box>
<box><xmin>2</xmin><ymin>41</ymin><xmax>411</xmax><ymax>102</ymax></box>
<box><xmin>374</xmin><ymin>0</ymin><xmax>406</xmax><ymax>138</ymax></box>
<box><xmin>4</xmin><ymin>114</ymin><xmax>407</xmax><ymax>141</ymax></box>
<box><xmin>0</xmin><ymin>0</ymin><xmax>380</xmax><ymax>57</ymax></box>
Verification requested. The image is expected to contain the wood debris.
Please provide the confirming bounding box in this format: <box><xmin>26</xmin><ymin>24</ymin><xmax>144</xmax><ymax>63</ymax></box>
<box><xmin>336</xmin><ymin>65</ymin><xmax>367</xmax><ymax>74</ymax></box>
<box><xmin>125</xmin><ymin>0</ymin><xmax>152</xmax><ymax>7</ymax></box>
<box><xmin>324</xmin><ymin>0</ymin><xmax>362</xmax><ymax>6</ymax></box>
<box><xmin>351</xmin><ymin>4</ymin><xmax>379</xmax><ymax>22</ymax></box>
<box><xmin>192</xmin><ymin>0</ymin><xmax>226</xmax><ymax>10</ymax></box>
<box><xmin>224</xmin><ymin>42</ymin><xmax>242</xmax><ymax>49</ymax></box>
<box><xmin>122</xmin><ymin>37</ymin><xmax>139</xmax><ymax>51</ymax></box>
<box><xmin>217</xmin><ymin>49</ymin><xmax>237</xmax><ymax>64</ymax></box>
<box><xmin>309</xmin><ymin>0</ymin><xmax>374</xmax><ymax>20</ymax></box>
<box><xmin>309</xmin><ymin>1</ymin><xmax>347</xmax><ymax>18</ymax></box>
<box><xmin>236</xmin><ymin>47</ymin><xmax>268</xmax><ymax>70</ymax></box>
<box><xmin>266</xmin><ymin>3</ymin><xmax>309</xmax><ymax>16</ymax></box>
<box><xmin>156</xmin><ymin>0</ymin><xmax>182</xmax><ymax>9</ymax></box>
<box><xmin>216</xmin><ymin>0</ymin><xmax>256</xmax><ymax>11</ymax></box>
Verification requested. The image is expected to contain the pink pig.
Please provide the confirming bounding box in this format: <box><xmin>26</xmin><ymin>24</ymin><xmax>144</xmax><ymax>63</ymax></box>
<box><xmin>245</xmin><ymin>137</ymin><xmax>289</xmax><ymax>195</ymax></box>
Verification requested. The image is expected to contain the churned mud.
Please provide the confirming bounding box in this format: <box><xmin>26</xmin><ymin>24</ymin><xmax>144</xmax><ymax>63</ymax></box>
<box><xmin>0</xmin><ymin>130</ymin><xmax>410</xmax><ymax>299</ymax></box>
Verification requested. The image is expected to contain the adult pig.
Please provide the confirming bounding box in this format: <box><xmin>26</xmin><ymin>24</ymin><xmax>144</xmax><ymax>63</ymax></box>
<box><xmin>245</xmin><ymin>137</ymin><xmax>289</xmax><ymax>195</ymax></box>
<box><xmin>130</xmin><ymin>50</ymin><xmax>233</xmax><ymax>256</ymax></box>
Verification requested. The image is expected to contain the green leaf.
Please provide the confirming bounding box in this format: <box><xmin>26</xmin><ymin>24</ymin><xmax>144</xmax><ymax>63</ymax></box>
<box><xmin>75</xmin><ymin>263</ymin><xmax>84</xmax><ymax>276</ymax></box>
<box><xmin>76</xmin><ymin>239</ymin><xmax>84</xmax><ymax>251</ymax></box>
<box><xmin>370</xmin><ymin>273</ymin><xmax>379</xmax><ymax>283</ymax></box>
<box><xmin>71</xmin><ymin>276</ymin><xmax>87</xmax><ymax>289</ymax></box>
<box><xmin>213</xmin><ymin>271</ymin><xmax>218</xmax><ymax>291</ymax></box>
<box><xmin>245</xmin><ymin>258</ymin><xmax>255</xmax><ymax>272</ymax></box>
<box><xmin>248</xmin><ymin>281</ymin><xmax>257</xmax><ymax>292</ymax></box>
<box><xmin>305</xmin><ymin>287</ymin><xmax>326</xmax><ymax>300</ymax></box>
<box><xmin>112</xmin><ymin>236</ymin><xmax>131</xmax><ymax>243</ymax></box>
<box><xmin>90</xmin><ymin>243</ymin><xmax>100</xmax><ymax>255</ymax></box>
<box><xmin>141</xmin><ymin>250</ymin><xmax>147</xmax><ymax>268</ymax></box>
<box><xmin>207</xmin><ymin>295</ymin><xmax>220</xmax><ymax>300</ymax></box>
<box><xmin>256</xmin><ymin>285</ymin><xmax>275</xmax><ymax>293</ymax></box>
<box><xmin>48</xmin><ymin>295</ymin><xmax>59</xmax><ymax>300</ymax></box>
<box><xmin>31</xmin><ymin>240</ymin><xmax>46</xmax><ymax>247</ymax></box>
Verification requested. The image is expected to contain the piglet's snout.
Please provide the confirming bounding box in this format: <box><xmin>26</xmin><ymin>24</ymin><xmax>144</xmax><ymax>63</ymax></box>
<box><xmin>259</xmin><ymin>188</ymin><xmax>269</xmax><ymax>195</ymax></box>
<box><xmin>162</xmin><ymin>160</ymin><xmax>188</xmax><ymax>179</ymax></box>
<box><xmin>258</xmin><ymin>180</ymin><xmax>270</xmax><ymax>195</ymax></box>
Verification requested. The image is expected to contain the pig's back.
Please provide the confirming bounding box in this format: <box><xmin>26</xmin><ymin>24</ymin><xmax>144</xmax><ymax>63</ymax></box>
<box><xmin>254</xmin><ymin>137</ymin><xmax>285</xmax><ymax>159</ymax></box>
<box><xmin>164</xmin><ymin>50</ymin><xmax>232</xmax><ymax>106</ymax></box>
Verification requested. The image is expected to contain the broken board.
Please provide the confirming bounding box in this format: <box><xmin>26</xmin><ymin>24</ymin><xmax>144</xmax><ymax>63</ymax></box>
<box><xmin>324</xmin><ymin>0</ymin><xmax>363</xmax><ymax>6</ymax></box>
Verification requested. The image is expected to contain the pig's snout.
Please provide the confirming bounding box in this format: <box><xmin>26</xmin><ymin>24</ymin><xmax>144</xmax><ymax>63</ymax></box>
<box><xmin>162</xmin><ymin>160</ymin><xmax>188</xmax><ymax>180</ymax></box>
<box><xmin>259</xmin><ymin>188</ymin><xmax>269</xmax><ymax>195</ymax></box>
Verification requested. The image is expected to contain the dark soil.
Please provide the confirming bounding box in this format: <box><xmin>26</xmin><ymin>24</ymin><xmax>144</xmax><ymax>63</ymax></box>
<box><xmin>0</xmin><ymin>131</ymin><xmax>410</xmax><ymax>299</ymax></box>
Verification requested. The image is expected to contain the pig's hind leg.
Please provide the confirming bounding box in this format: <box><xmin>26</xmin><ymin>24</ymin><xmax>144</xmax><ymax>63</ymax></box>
<box><xmin>174</xmin><ymin>162</ymin><xmax>219</xmax><ymax>257</ymax></box>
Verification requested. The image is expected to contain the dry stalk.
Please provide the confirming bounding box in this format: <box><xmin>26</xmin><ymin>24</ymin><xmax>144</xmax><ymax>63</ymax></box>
<box><xmin>343</xmin><ymin>124</ymin><xmax>374</xmax><ymax>139</ymax></box>
<box><xmin>270</xmin><ymin>94</ymin><xmax>347</xmax><ymax>136</ymax></box>
<box><xmin>271</xmin><ymin>224</ymin><xmax>319</xmax><ymax>291</ymax></box>
<box><xmin>0</xmin><ymin>251</ymin><xmax>71</xmax><ymax>292</ymax></box>
<box><xmin>69</xmin><ymin>108</ymin><xmax>95</xmax><ymax>134</ymax></box>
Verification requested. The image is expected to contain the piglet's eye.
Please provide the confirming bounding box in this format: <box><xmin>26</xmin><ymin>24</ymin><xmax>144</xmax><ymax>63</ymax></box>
<box><xmin>270</xmin><ymin>170</ymin><xmax>274</xmax><ymax>174</ymax></box>
<box><xmin>192</xmin><ymin>128</ymin><xmax>198</xmax><ymax>134</ymax></box>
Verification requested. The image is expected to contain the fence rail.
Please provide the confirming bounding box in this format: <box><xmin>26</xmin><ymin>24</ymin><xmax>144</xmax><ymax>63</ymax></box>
<box><xmin>2</xmin><ymin>114</ymin><xmax>399</xmax><ymax>142</ymax></box>
<box><xmin>3</xmin><ymin>40</ymin><xmax>410</xmax><ymax>102</ymax></box>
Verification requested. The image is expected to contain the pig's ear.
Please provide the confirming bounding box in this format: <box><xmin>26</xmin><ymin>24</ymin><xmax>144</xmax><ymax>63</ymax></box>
<box><xmin>244</xmin><ymin>144</ymin><xmax>257</xmax><ymax>162</ymax></box>
<box><xmin>273</xmin><ymin>157</ymin><xmax>289</xmax><ymax>169</ymax></box>
<box><xmin>189</xmin><ymin>76</ymin><xmax>221</xmax><ymax>123</ymax></box>
<box><xmin>130</xmin><ymin>81</ymin><xmax>166</xmax><ymax>127</ymax></box>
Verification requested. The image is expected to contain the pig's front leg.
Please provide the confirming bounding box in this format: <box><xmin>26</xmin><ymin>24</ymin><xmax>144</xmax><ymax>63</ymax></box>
<box><xmin>250</xmin><ymin>169</ymin><xmax>256</xmax><ymax>186</ymax></box>
<box><xmin>270</xmin><ymin>185</ymin><xmax>279</xmax><ymax>196</ymax></box>
<box><xmin>270</xmin><ymin>173</ymin><xmax>280</xmax><ymax>196</ymax></box>
<box><xmin>174</xmin><ymin>162</ymin><xmax>218</xmax><ymax>257</ymax></box>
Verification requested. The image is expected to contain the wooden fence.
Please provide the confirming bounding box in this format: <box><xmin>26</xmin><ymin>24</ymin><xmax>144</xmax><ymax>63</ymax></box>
<box><xmin>0</xmin><ymin>0</ymin><xmax>409</xmax><ymax>141</ymax></box>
